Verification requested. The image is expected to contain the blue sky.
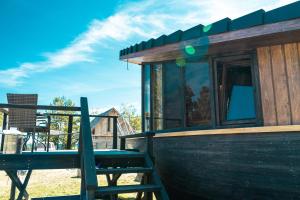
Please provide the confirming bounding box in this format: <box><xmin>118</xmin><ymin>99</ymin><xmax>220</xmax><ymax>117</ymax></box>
<box><xmin>0</xmin><ymin>0</ymin><xmax>295</xmax><ymax>113</ymax></box>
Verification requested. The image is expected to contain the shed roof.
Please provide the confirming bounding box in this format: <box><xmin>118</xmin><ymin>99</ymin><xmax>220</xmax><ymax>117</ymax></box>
<box><xmin>119</xmin><ymin>1</ymin><xmax>300</xmax><ymax>59</ymax></box>
<box><xmin>90</xmin><ymin>108</ymin><xmax>118</xmax><ymax>129</ymax></box>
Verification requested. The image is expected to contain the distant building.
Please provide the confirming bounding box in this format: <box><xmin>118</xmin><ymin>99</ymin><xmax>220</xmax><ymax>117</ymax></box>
<box><xmin>90</xmin><ymin>108</ymin><xmax>135</xmax><ymax>149</ymax></box>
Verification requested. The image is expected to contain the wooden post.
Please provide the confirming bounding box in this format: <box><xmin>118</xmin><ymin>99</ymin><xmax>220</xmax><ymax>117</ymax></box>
<box><xmin>1</xmin><ymin>113</ymin><xmax>7</xmax><ymax>152</ymax></box>
<box><xmin>120</xmin><ymin>138</ymin><xmax>126</xmax><ymax>150</ymax></box>
<box><xmin>79</xmin><ymin>97</ymin><xmax>97</xmax><ymax>199</ymax></box>
<box><xmin>113</xmin><ymin>117</ymin><xmax>118</xmax><ymax>149</ymax></box>
<box><xmin>47</xmin><ymin>116</ymin><xmax>51</xmax><ymax>152</ymax></box>
<box><xmin>67</xmin><ymin>116</ymin><xmax>73</xmax><ymax>150</ymax></box>
<box><xmin>146</xmin><ymin>131</ymin><xmax>154</xmax><ymax>160</ymax></box>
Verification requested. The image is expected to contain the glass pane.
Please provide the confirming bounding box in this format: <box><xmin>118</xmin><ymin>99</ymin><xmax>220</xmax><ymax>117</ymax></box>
<box><xmin>164</xmin><ymin>62</ymin><xmax>184</xmax><ymax>129</ymax></box>
<box><xmin>185</xmin><ymin>62</ymin><xmax>211</xmax><ymax>126</ymax></box>
<box><xmin>143</xmin><ymin>65</ymin><xmax>151</xmax><ymax>131</ymax></box>
<box><xmin>153</xmin><ymin>64</ymin><xmax>164</xmax><ymax>130</ymax></box>
<box><xmin>217</xmin><ymin>60</ymin><xmax>256</xmax><ymax>122</ymax></box>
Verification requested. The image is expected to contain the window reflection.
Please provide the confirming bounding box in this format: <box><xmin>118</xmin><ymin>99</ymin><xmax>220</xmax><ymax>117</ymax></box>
<box><xmin>185</xmin><ymin>62</ymin><xmax>211</xmax><ymax>126</ymax></box>
<box><xmin>164</xmin><ymin>62</ymin><xmax>184</xmax><ymax>129</ymax></box>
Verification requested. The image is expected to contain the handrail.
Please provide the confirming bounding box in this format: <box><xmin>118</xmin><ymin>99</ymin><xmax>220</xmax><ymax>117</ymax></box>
<box><xmin>79</xmin><ymin>97</ymin><xmax>97</xmax><ymax>198</ymax></box>
<box><xmin>119</xmin><ymin>131</ymin><xmax>155</xmax><ymax>139</ymax></box>
<box><xmin>0</xmin><ymin>103</ymin><xmax>81</xmax><ymax>111</ymax></box>
<box><xmin>36</xmin><ymin>112</ymin><xmax>118</xmax><ymax>118</ymax></box>
<box><xmin>119</xmin><ymin>131</ymin><xmax>155</xmax><ymax>158</ymax></box>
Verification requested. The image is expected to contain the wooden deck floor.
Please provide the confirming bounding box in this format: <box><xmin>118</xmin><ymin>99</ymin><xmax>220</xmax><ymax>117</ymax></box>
<box><xmin>0</xmin><ymin>150</ymin><xmax>145</xmax><ymax>170</ymax></box>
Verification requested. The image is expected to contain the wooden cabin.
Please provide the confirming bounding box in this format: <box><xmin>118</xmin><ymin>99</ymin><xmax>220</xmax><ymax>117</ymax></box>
<box><xmin>120</xmin><ymin>2</ymin><xmax>300</xmax><ymax>199</ymax></box>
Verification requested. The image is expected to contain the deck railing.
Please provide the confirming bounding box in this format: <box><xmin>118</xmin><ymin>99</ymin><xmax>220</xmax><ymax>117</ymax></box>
<box><xmin>0</xmin><ymin>98</ymin><xmax>105</xmax><ymax>198</ymax></box>
<box><xmin>0</xmin><ymin>104</ymin><xmax>119</xmax><ymax>152</ymax></box>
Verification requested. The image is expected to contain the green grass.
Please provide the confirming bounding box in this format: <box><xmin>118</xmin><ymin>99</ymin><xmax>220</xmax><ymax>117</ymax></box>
<box><xmin>0</xmin><ymin>170</ymin><xmax>142</xmax><ymax>200</ymax></box>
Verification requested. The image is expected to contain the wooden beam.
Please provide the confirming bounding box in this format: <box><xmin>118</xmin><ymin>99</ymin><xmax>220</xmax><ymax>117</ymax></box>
<box><xmin>121</xmin><ymin>18</ymin><xmax>300</xmax><ymax>64</ymax></box>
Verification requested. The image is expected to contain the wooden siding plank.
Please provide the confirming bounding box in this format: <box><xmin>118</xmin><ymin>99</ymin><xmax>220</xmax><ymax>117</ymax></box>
<box><xmin>257</xmin><ymin>47</ymin><xmax>277</xmax><ymax>125</ymax></box>
<box><xmin>284</xmin><ymin>43</ymin><xmax>300</xmax><ymax>124</ymax></box>
<box><xmin>270</xmin><ymin>45</ymin><xmax>291</xmax><ymax>125</ymax></box>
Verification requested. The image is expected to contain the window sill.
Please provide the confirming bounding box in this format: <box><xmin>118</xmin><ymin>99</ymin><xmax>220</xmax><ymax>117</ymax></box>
<box><xmin>154</xmin><ymin>125</ymin><xmax>300</xmax><ymax>138</ymax></box>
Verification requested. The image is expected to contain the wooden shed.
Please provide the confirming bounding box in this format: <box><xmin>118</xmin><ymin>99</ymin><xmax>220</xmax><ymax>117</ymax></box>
<box><xmin>90</xmin><ymin>108</ymin><xmax>134</xmax><ymax>149</ymax></box>
<box><xmin>120</xmin><ymin>1</ymin><xmax>300</xmax><ymax>199</ymax></box>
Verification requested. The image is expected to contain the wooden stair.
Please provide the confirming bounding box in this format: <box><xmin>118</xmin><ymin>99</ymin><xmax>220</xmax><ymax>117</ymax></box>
<box><xmin>96</xmin><ymin>167</ymin><xmax>153</xmax><ymax>175</ymax></box>
<box><xmin>96</xmin><ymin>184</ymin><xmax>161</xmax><ymax>196</ymax></box>
<box><xmin>79</xmin><ymin>98</ymin><xmax>168</xmax><ymax>200</ymax></box>
<box><xmin>93</xmin><ymin>153</ymin><xmax>169</xmax><ymax>200</ymax></box>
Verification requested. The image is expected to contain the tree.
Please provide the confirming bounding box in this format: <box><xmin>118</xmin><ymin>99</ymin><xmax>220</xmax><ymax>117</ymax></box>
<box><xmin>119</xmin><ymin>104</ymin><xmax>142</xmax><ymax>132</ymax></box>
<box><xmin>47</xmin><ymin>96</ymin><xmax>80</xmax><ymax>149</ymax></box>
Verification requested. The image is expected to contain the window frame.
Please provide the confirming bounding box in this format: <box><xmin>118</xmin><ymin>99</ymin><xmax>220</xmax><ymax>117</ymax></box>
<box><xmin>212</xmin><ymin>53</ymin><xmax>262</xmax><ymax>127</ymax></box>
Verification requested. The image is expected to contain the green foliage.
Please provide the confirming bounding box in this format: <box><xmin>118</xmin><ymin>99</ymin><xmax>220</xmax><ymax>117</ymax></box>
<box><xmin>48</xmin><ymin>96</ymin><xmax>80</xmax><ymax>149</ymax></box>
<box><xmin>119</xmin><ymin>104</ymin><xmax>142</xmax><ymax>132</ymax></box>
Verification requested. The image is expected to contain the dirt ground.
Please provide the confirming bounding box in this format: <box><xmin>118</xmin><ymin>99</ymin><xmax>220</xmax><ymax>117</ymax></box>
<box><xmin>0</xmin><ymin>169</ymin><xmax>140</xmax><ymax>200</ymax></box>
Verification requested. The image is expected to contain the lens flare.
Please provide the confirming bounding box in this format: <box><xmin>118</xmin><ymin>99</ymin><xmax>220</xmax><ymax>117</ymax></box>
<box><xmin>203</xmin><ymin>24</ymin><xmax>212</xmax><ymax>33</ymax></box>
<box><xmin>176</xmin><ymin>57</ymin><xmax>186</xmax><ymax>67</ymax></box>
<box><xmin>185</xmin><ymin>45</ymin><xmax>196</xmax><ymax>55</ymax></box>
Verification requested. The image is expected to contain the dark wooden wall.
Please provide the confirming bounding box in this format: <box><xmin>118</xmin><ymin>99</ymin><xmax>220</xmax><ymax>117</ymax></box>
<box><xmin>257</xmin><ymin>43</ymin><xmax>300</xmax><ymax>126</ymax></box>
<box><xmin>127</xmin><ymin>133</ymin><xmax>300</xmax><ymax>199</ymax></box>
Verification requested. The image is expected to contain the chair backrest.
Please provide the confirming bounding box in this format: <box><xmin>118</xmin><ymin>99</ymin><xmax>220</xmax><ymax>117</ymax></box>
<box><xmin>7</xmin><ymin>94</ymin><xmax>38</xmax><ymax>132</ymax></box>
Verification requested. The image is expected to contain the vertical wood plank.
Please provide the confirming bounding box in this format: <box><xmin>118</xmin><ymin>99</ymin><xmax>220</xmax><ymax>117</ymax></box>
<box><xmin>270</xmin><ymin>45</ymin><xmax>291</xmax><ymax>125</ymax></box>
<box><xmin>284</xmin><ymin>43</ymin><xmax>300</xmax><ymax>124</ymax></box>
<box><xmin>257</xmin><ymin>47</ymin><xmax>277</xmax><ymax>125</ymax></box>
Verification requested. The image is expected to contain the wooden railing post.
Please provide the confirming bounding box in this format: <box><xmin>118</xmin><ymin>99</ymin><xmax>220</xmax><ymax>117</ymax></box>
<box><xmin>1</xmin><ymin>113</ymin><xmax>8</xmax><ymax>152</ymax></box>
<box><xmin>120</xmin><ymin>137</ymin><xmax>126</xmax><ymax>150</ymax></box>
<box><xmin>79</xmin><ymin>97</ymin><xmax>97</xmax><ymax>199</ymax></box>
<box><xmin>46</xmin><ymin>116</ymin><xmax>51</xmax><ymax>152</ymax></box>
<box><xmin>113</xmin><ymin>117</ymin><xmax>118</xmax><ymax>149</ymax></box>
<box><xmin>67</xmin><ymin>116</ymin><xmax>73</xmax><ymax>150</ymax></box>
<box><xmin>146</xmin><ymin>131</ymin><xmax>155</xmax><ymax>160</ymax></box>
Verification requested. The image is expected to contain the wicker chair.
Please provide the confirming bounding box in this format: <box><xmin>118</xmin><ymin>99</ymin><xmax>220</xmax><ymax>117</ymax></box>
<box><xmin>7</xmin><ymin>94</ymin><xmax>40</xmax><ymax>151</ymax></box>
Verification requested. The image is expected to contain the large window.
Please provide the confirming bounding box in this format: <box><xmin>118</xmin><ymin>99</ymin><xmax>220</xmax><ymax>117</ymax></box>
<box><xmin>185</xmin><ymin>62</ymin><xmax>211</xmax><ymax>127</ymax></box>
<box><xmin>163</xmin><ymin>62</ymin><xmax>184</xmax><ymax>129</ymax></box>
<box><xmin>142</xmin><ymin>55</ymin><xmax>258</xmax><ymax>132</ymax></box>
<box><xmin>215</xmin><ymin>55</ymin><xmax>256</xmax><ymax>125</ymax></box>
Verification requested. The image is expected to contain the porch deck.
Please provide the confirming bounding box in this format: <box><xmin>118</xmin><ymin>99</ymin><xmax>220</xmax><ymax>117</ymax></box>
<box><xmin>0</xmin><ymin>149</ymin><xmax>145</xmax><ymax>170</ymax></box>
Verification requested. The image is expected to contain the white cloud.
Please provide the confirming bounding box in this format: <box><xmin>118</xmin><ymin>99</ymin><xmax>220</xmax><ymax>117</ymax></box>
<box><xmin>0</xmin><ymin>0</ymin><xmax>296</xmax><ymax>86</ymax></box>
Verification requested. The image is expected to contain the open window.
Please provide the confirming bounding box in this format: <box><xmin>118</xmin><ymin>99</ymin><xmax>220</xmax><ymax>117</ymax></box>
<box><xmin>214</xmin><ymin>55</ymin><xmax>257</xmax><ymax>126</ymax></box>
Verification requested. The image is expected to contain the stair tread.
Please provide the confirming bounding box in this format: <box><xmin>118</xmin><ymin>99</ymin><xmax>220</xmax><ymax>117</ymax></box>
<box><xmin>96</xmin><ymin>184</ymin><xmax>161</xmax><ymax>195</ymax></box>
<box><xmin>31</xmin><ymin>195</ymin><xmax>80</xmax><ymax>200</ymax></box>
<box><xmin>96</xmin><ymin>167</ymin><xmax>153</xmax><ymax>174</ymax></box>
